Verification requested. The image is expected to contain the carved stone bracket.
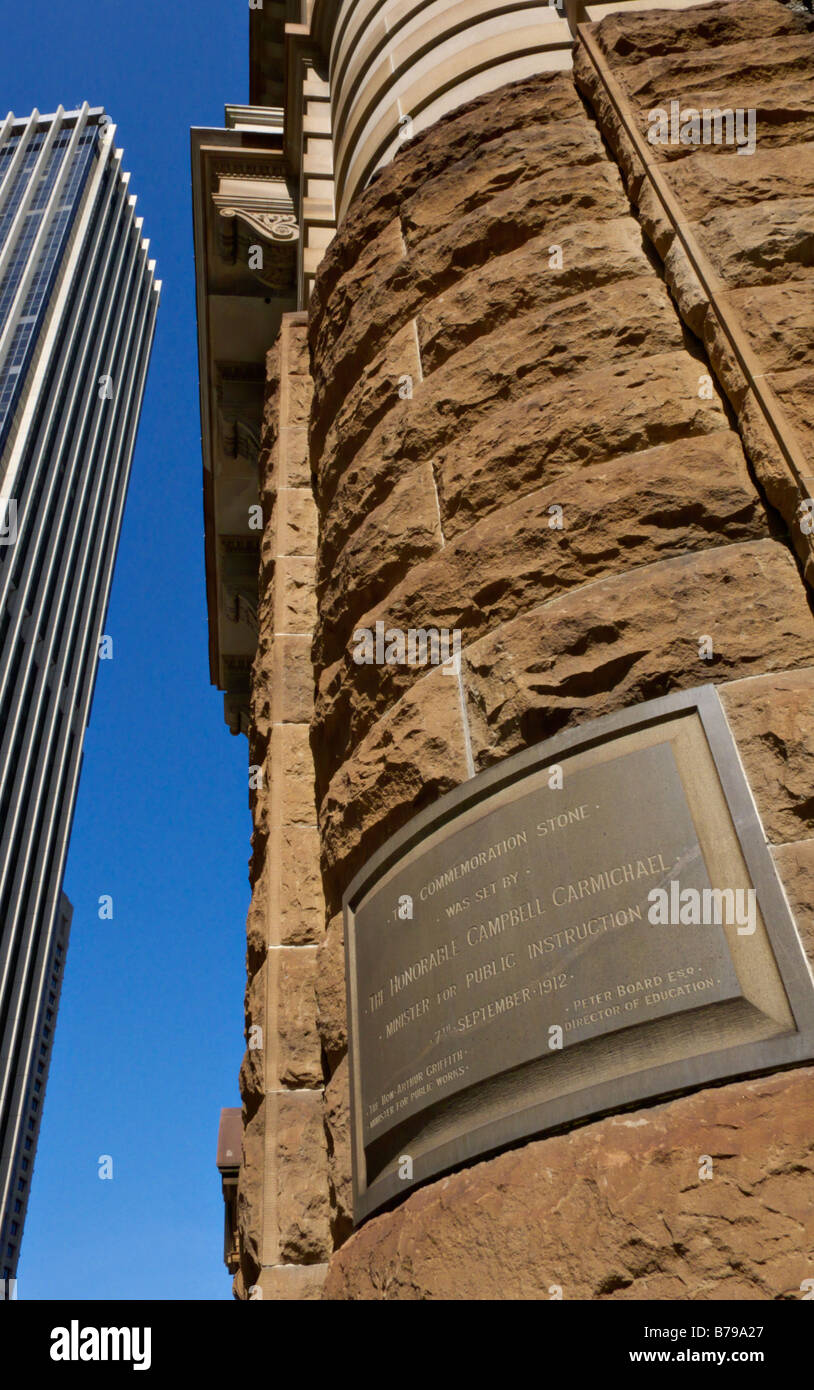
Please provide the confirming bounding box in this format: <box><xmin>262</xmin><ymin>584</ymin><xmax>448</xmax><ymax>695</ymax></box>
<box><xmin>223</xmin><ymin>583</ymin><xmax>260</xmax><ymax>635</ymax></box>
<box><xmin>216</xmin><ymin>363</ymin><xmax>265</xmax><ymax>466</ymax></box>
<box><xmin>215</xmin><ymin>199</ymin><xmax>298</xmax><ymax>291</ymax></box>
<box><xmin>218</xmin><ymin>205</ymin><xmax>299</xmax><ymax>246</ymax></box>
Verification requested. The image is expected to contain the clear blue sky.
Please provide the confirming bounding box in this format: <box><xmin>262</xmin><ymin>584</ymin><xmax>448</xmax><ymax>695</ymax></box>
<box><xmin>1</xmin><ymin>2</ymin><xmax>252</xmax><ymax>1298</ymax></box>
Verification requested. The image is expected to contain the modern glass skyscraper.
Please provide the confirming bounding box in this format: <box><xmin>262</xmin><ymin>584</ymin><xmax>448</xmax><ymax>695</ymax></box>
<box><xmin>0</xmin><ymin>105</ymin><xmax>159</xmax><ymax>1285</ymax></box>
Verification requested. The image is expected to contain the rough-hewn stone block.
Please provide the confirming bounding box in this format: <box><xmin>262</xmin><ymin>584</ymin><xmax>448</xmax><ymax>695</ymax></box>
<box><xmin>323</xmin><ymin>1067</ymin><xmax>814</xmax><ymax>1300</ymax></box>
<box><xmin>416</xmin><ymin>216</ymin><xmax>649</xmax><ymax>371</ymax></box>
<box><xmin>324</xmin><ymin>1057</ymin><xmax>352</xmax><ymax>1247</ymax></box>
<box><xmin>577</xmin><ymin>0</ymin><xmax>814</xmax><ymax>584</ymax></box>
<box><xmin>315</xmin><ymin>462</ymin><xmax>441</xmax><ymax>662</ymax></box>
<box><xmin>267</xmin><ymin>635</ymin><xmax>314</xmax><ymax>726</ymax></box>
<box><xmin>316</xmin><ymin>319</ymin><xmax>422</xmax><ymax>507</ymax></box>
<box><xmin>319</xmin><ymin>430</ymin><xmax>767</xmax><ymax>681</ymax></box>
<box><xmin>318</xmin><ymin>663</ymin><xmax>470</xmax><ymax>913</ymax></box>
<box><xmin>279</xmin><ymin>425</ymin><xmax>310</xmax><ymax>488</ymax></box>
<box><xmin>315</xmin><ymin>912</ymin><xmax>347</xmax><ymax>1070</ymax></box>
<box><xmin>719</xmin><ymin>668</ymin><xmax>814</xmax><ymax>844</ymax></box>
<box><xmin>276</xmin><ymin>487</ymin><xmax>318</xmax><ymax>557</ymax></box>
<box><xmin>463</xmin><ymin>540</ymin><xmax>814</xmax><ymax>767</ymax></box>
<box><xmin>272</xmin><ymin>555</ymin><xmax>317</xmax><ymax>634</ymax></box>
<box><xmin>274</xmin><ymin>1091</ymin><xmax>332</xmax><ymax>1263</ymax></box>
<box><xmin>772</xmin><ymin>838</ymin><xmax>814</xmax><ymax>969</ymax></box>
<box><xmin>256</xmin><ymin>1264</ymin><xmax>328</xmax><ymax>1301</ymax></box>
<box><xmin>278</xmin><ymin>825</ymin><xmax>324</xmax><ymax>945</ymax></box>
<box><xmin>237</xmin><ymin>1104</ymin><xmax>265</xmax><ymax>1283</ymax></box>
<box><xmin>437</xmin><ymin>352</ymin><xmax>728</xmax><ymax>540</ymax></box>
<box><xmin>267</xmin><ymin>947</ymin><xmax>322</xmax><ymax>1089</ymax></box>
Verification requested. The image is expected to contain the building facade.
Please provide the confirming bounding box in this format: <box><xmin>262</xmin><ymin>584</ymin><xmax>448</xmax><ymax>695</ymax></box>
<box><xmin>195</xmin><ymin>0</ymin><xmax>814</xmax><ymax>1299</ymax></box>
<box><xmin>0</xmin><ymin>893</ymin><xmax>71</xmax><ymax>1290</ymax></box>
<box><xmin>0</xmin><ymin>106</ymin><xmax>159</xmax><ymax>1281</ymax></box>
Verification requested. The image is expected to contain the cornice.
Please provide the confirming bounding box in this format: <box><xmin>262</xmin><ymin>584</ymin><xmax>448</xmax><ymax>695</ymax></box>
<box><xmin>211</xmin><ymin>155</ymin><xmax>290</xmax><ymax>182</ymax></box>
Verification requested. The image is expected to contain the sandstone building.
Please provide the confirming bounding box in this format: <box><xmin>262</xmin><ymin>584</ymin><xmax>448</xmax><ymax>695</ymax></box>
<box><xmin>192</xmin><ymin>0</ymin><xmax>814</xmax><ymax>1299</ymax></box>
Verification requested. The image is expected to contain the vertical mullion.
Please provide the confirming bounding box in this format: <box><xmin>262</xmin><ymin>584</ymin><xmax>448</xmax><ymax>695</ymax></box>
<box><xmin>0</xmin><ymin>110</ymin><xmax>38</xmax><ymax>230</ymax></box>
<box><xmin>0</xmin><ymin>140</ymin><xmax>120</xmax><ymax>612</ymax></box>
<box><xmin>0</xmin><ymin>198</ymin><xmax>141</xmax><ymax>944</ymax></box>
<box><xmin>0</xmin><ymin>107</ymin><xmax>90</xmax><ymax>379</ymax></box>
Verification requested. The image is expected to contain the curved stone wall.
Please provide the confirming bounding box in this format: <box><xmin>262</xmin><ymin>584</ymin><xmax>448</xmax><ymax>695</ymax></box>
<box><xmin>324</xmin><ymin>1066</ymin><xmax>814</xmax><ymax>1299</ymax></box>
<box><xmin>312</xmin><ymin>0</ymin><xmax>572</xmax><ymax>221</ymax></box>
<box><xmin>305</xmin><ymin>44</ymin><xmax>814</xmax><ymax>1290</ymax></box>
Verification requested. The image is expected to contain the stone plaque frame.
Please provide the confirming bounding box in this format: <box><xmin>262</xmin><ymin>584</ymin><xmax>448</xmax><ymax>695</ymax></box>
<box><xmin>343</xmin><ymin>685</ymin><xmax>814</xmax><ymax>1224</ymax></box>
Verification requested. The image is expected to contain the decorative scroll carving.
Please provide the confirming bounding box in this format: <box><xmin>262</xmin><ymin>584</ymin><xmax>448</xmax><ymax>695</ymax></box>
<box><xmin>221</xmin><ymin>416</ymin><xmax>261</xmax><ymax>464</ymax></box>
<box><xmin>216</xmin><ymin>363</ymin><xmax>265</xmax><ymax>465</ymax></box>
<box><xmin>218</xmin><ymin>207</ymin><xmax>299</xmax><ymax>244</ymax></box>
<box><xmin>214</xmin><ymin>195</ymin><xmax>299</xmax><ymax>291</ymax></box>
<box><xmin>223</xmin><ymin>583</ymin><xmax>259</xmax><ymax>635</ymax></box>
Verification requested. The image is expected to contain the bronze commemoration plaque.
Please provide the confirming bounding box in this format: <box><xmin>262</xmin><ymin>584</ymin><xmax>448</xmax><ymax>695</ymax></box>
<box><xmin>344</xmin><ymin>686</ymin><xmax>814</xmax><ymax>1222</ymax></box>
